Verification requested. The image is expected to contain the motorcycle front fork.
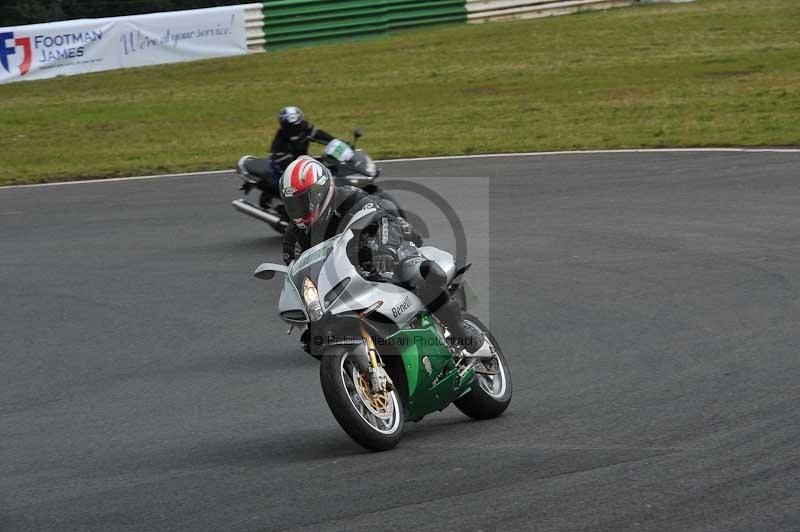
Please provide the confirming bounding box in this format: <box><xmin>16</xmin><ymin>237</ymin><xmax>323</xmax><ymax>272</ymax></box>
<box><xmin>360</xmin><ymin>320</ymin><xmax>393</xmax><ymax>394</ymax></box>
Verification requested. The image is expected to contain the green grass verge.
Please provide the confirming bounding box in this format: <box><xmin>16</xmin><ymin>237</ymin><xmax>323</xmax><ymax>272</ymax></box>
<box><xmin>2</xmin><ymin>0</ymin><xmax>799</xmax><ymax>185</ymax></box>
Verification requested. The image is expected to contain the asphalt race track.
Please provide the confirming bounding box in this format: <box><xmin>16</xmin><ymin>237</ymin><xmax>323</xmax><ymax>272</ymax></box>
<box><xmin>1</xmin><ymin>152</ymin><xmax>799</xmax><ymax>532</ymax></box>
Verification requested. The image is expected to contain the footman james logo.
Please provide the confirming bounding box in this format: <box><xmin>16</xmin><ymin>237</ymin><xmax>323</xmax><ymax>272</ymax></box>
<box><xmin>1</xmin><ymin>29</ymin><xmax>103</xmax><ymax>78</ymax></box>
<box><xmin>0</xmin><ymin>32</ymin><xmax>32</xmax><ymax>76</ymax></box>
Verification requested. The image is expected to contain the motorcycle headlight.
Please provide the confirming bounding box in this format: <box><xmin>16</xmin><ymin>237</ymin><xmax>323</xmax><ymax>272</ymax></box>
<box><xmin>302</xmin><ymin>277</ymin><xmax>323</xmax><ymax>321</ymax></box>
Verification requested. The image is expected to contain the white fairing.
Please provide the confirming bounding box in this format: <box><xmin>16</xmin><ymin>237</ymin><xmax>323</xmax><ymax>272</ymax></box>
<box><xmin>419</xmin><ymin>247</ymin><xmax>457</xmax><ymax>284</ymax></box>
<box><xmin>278</xmin><ymin>275</ymin><xmax>306</xmax><ymax>318</ymax></box>
<box><xmin>318</xmin><ymin>229</ymin><xmax>426</xmax><ymax>327</ymax></box>
<box><xmin>276</xmin><ymin>207</ymin><xmax>457</xmax><ymax>327</ymax></box>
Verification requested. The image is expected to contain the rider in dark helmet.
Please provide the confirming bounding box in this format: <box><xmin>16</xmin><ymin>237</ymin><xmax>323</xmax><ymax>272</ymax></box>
<box><xmin>280</xmin><ymin>156</ymin><xmax>491</xmax><ymax>359</ymax></box>
<box><xmin>270</xmin><ymin>106</ymin><xmax>335</xmax><ymax>174</ymax></box>
<box><xmin>236</xmin><ymin>107</ymin><xmax>336</xmax><ymax>206</ymax></box>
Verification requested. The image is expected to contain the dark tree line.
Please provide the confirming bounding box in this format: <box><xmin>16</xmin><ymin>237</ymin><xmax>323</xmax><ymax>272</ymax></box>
<box><xmin>1</xmin><ymin>0</ymin><xmax>248</xmax><ymax>27</ymax></box>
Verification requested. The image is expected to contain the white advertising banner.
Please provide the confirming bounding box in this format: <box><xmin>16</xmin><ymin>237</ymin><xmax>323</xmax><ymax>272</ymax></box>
<box><xmin>0</xmin><ymin>5</ymin><xmax>249</xmax><ymax>84</ymax></box>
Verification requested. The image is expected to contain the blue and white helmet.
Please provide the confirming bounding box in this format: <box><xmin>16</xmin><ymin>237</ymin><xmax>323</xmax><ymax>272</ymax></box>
<box><xmin>279</xmin><ymin>106</ymin><xmax>303</xmax><ymax>127</ymax></box>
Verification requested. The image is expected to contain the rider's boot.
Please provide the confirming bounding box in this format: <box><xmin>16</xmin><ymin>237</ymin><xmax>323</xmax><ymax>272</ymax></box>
<box><xmin>411</xmin><ymin>259</ymin><xmax>495</xmax><ymax>371</ymax></box>
<box><xmin>440</xmin><ymin>304</ymin><xmax>490</xmax><ymax>356</ymax></box>
<box><xmin>428</xmin><ymin>294</ymin><xmax>496</xmax><ymax>374</ymax></box>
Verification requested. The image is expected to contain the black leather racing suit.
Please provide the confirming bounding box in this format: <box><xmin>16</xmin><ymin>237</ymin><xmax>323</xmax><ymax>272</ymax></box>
<box><xmin>270</xmin><ymin>121</ymin><xmax>335</xmax><ymax>174</ymax></box>
<box><xmin>282</xmin><ymin>186</ymin><xmax>477</xmax><ymax>350</ymax></box>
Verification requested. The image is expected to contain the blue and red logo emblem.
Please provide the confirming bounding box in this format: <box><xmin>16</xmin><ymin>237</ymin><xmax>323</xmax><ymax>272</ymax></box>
<box><xmin>0</xmin><ymin>32</ymin><xmax>32</xmax><ymax>76</ymax></box>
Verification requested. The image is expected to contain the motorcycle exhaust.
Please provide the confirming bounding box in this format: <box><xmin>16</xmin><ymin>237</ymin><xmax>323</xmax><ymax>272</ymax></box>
<box><xmin>231</xmin><ymin>199</ymin><xmax>288</xmax><ymax>228</ymax></box>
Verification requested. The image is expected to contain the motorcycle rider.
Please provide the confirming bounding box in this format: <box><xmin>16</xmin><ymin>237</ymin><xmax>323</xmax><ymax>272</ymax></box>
<box><xmin>280</xmin><ymin>156</ymin><xmax>491</xmax><ymax>359</ymax></box>
<box><xmin>235</xmin><ymin>106</ymin><xmax>338</xmax><ymax>213</ymax></box>
<box><xmin>270</xmin><ymin>106</ymin><xmax>335</xmax><ymax>175</ymax></box>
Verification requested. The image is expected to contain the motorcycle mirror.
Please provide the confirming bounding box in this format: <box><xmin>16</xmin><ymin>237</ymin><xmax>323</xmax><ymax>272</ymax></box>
<box><xmin>254</xmin><ymin>269</ymin><xmax>275</xmax><ymax>280</ymax></box>
<box><xmin>353</xmin><ymin>128</ymin><xmax>363</xmax><ymax>146</ymax></box>
<box><xmin>254</xmin><ymin>262</ymin><xmax>288</xmax><ymax>280</ymax></box>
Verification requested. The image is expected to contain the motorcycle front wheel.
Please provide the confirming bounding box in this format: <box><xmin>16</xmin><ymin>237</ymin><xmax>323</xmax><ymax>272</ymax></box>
<box><xmin>320</xmin><ymin>351</ymin><xmax>404</xmax><ymax>451</ymax></box>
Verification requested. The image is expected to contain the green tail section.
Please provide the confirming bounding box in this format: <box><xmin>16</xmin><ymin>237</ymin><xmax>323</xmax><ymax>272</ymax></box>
<box><xmin>387</xmin><ymin>313</ymin><xmax>474</xmax><ymax>421</ymax></box>
<box><xmin>262</xmin><ymin>0</ymin><xmax>467</xmax><ymax>51</ymax></box>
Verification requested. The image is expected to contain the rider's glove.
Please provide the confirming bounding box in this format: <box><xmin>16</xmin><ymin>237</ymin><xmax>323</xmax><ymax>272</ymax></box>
<box><xmin>373</xmin><ymin>216</ymin><xmax>405</xmax><ymax>277</ymax></box>
<box><xmin>377</xmin><ymin>216</ymin><xmax>404</xmax><ymax>248</ymax></box>
<box><xmin>372</xmin><ymin>246</ymin><xmax>398</xmax><ymax>278</ymax></box>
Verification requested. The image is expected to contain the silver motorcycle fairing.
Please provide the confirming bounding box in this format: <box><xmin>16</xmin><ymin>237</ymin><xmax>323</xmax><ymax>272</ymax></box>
<box><xmin>279</xmin><ymin>274</ymin><xmax>306</xmax><ymax>320</ymax></box>
<box><xmin>417</xmin><ymin>247</ymin><xmax>457</xmax><ymax>284</ymax></box>
<box><xmin>252</xmin><ymin>263</ymin><xmax>306</xmax><ymax>319</ymax></box>
<box><xmin>261</xmin><ymin>207</ymin><xmax>457</xmax><ymax>328</ymax></box>
<box><xmin>317</xmin><ymin>227</ymin><xmax>425</xmax><ymax>328</ymax></box>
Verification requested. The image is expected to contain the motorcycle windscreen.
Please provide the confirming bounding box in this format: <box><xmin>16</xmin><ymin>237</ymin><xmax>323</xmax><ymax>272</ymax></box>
<box><xmin>324</xmin><ymin>139</ymin><xmax>354</xmax><ymax>162</ymax></box>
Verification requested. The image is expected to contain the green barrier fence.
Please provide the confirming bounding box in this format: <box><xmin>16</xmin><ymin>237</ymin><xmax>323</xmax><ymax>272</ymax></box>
<box><xmin>261</xmin><ymin>0</ymin><xmax>467</xmax><ymax>49</ymax></box>
<box><xmin>255</xmin><ymin>0</ymin><xmax>678</xmax><ymax>51</ymax></box>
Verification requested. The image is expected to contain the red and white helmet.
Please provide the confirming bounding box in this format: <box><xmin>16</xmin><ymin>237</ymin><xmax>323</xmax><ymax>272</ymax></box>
<box><xmin>279</xmin><ymin>156</ymin><xmax>335</xmax><ymax>228</ymax></box>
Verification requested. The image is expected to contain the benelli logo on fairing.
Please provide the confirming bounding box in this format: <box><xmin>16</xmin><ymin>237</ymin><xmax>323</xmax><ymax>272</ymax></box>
<box><xmin>392</xmin><ymin>296</ymin><xmax>413</xmax><ymax>318</ymax></box>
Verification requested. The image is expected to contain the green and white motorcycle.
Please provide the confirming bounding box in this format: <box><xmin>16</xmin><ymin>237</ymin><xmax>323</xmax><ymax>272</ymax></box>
<box><xmin>254</xmin><ymin>208</ymin><xmax>511</xmax><ymax>451</ymax></box>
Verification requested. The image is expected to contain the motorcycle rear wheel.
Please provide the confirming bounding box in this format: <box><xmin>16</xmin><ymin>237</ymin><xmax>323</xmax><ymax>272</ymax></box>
<box><xmin>320</xmin><ymin>351</ymin><xmax>404</xmax><ymax>451</ymax></box>
<box><xmin>454</xmin><ymin>314</ymin><xmax>512</xmax><ymax>420</ymax></box>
